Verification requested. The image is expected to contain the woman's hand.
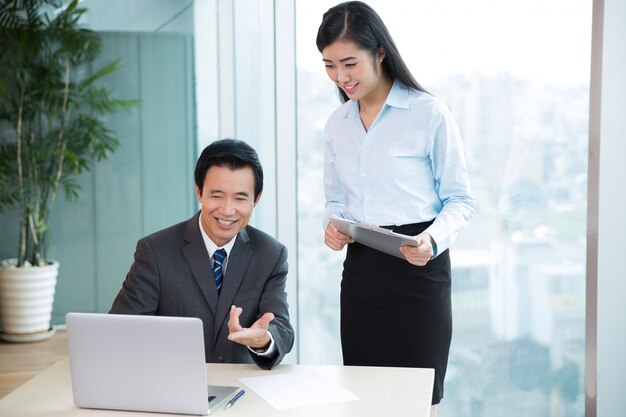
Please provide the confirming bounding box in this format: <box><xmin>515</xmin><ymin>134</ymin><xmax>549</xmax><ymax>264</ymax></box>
<box><xmin>400</xmin><ymin>232</ymin><xmax>435</xmax><ymax>266</ymax></box>
<box><xmin>324</xmin><ymin>223</ymin><xmax>355</xmax><ymax>251</ymax></box>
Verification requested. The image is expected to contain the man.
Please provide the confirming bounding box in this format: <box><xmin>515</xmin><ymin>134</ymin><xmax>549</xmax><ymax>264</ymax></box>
<box><xmin>110</xmin><ymin>139</ymin><xmax>294</xmax><ymax>370</ymax></box>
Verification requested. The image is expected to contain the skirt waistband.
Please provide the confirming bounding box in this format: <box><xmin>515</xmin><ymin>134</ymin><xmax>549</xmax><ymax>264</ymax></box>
<box><xmin>377</xmin><ymin>220</ymin><xmax>435</xmax><ymax>236</ymax></box>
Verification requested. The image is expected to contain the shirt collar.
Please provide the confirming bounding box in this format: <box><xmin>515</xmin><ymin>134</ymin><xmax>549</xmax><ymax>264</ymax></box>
<box><xmin>197</xmin><ymin>214</ymin><xmax>237</xmax><ymax>257</ymax></box>
<box><xmin>385</xmin><ymin>79</ymin><xmax>410</xmax><ymax>110</ymax></box>
<box><xmin>344</xmin><ymin>78</ymin><xmax>410</xmax><ymax>121</ymax></box>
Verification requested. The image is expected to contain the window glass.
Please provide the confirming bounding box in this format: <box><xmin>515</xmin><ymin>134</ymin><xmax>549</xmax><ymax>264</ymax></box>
<box><xmin>296</xmin><ymin>1</ymin><xmax>591</xmax><ymax>415</ymax></box>
<box><xmin>28</xmin><ymin>0</ymin><xmax>196</xmax><ymax>317</ymax></box>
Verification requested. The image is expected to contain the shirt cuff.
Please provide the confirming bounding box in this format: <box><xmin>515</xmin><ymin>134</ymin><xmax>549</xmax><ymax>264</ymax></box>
<box><xmin>424</xmin><ymin>225</ymin><xmax>445</xmax><ymax>258</ymax></box>
<box><xmin>430</xmin><ymin>239</ymin><xmax>439</xmax><ymax>259</ymax></box>
<box><xmin>248</xmin><ymin>330</ymin><xmax>276</xmax><ymax>357</ymax></box>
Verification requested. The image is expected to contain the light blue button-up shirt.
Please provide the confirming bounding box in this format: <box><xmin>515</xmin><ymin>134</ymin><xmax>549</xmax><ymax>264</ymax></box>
<box><xmin>323</xmin><ymin>80</ymin><xmax>475</xmax><ymax>256</ymax></box>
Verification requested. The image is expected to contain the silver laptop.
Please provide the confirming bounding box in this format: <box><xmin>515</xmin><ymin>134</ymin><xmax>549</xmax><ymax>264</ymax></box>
<box><xmin>65</xmin><ymin>312</ymin><xmax>239</xmax><ymax>415</ymax></box>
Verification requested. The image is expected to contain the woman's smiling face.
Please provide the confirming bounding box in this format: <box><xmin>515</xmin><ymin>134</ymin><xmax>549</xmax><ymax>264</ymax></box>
<box><xmin>322</xmin><ymin>40</ymin><xmax>384</xmax><ymax>102</ymax></box>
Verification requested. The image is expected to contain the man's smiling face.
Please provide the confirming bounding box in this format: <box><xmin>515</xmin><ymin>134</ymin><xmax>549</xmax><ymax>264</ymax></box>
<box><xmin>195</xmin><ymin>165</ymin><xmax>260</xmax><ymax>247</ymax></box>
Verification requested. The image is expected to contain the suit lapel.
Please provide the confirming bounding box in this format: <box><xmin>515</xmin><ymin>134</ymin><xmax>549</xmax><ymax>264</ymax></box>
<box><xmin>182</xmin><ymin>212</ymin><xmax>219</xmax><ymax>316</ymax></box>
<box><xmin>214</xmin><ymin>228</ymin><xmax>252</xmax><ymax>342</ymax></box>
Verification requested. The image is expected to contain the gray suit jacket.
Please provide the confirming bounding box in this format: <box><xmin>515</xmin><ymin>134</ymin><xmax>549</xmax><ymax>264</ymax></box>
<box><xmin>110</xmin><ymin>212</ymin><xmax>294</xmax><ymax>370</ymax></box>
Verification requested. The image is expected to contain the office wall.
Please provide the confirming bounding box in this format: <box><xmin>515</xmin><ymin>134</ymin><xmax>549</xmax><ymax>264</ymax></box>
<box><xmin>0</xmin><ymin>32</ymin><xmax>196</xmax><ymax>323</ymax></box>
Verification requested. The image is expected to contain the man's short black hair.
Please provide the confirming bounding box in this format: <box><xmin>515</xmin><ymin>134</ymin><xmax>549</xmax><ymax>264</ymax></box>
<box><xmin>194</xmin><ymin>138</ymin><xmax>264</xmax><ymax>200</ymax></box>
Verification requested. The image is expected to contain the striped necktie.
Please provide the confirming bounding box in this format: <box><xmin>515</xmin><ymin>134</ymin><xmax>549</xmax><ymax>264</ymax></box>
<box><xmin>213</xmin><ymin>249</ymin><xmax>226</xmax><ymax>295</ymax></box>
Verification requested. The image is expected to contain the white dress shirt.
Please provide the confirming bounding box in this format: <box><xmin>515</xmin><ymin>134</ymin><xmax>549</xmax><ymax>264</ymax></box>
<box><xmin>197</xmin><ymin>215</ymin><xmax>276</xmax><ymax>356</ymax></box>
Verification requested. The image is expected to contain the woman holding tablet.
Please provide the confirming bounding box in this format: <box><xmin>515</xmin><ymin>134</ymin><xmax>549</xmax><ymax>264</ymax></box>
<box><xmin>316</xmin><ymin>2</ymin><xmax>475</xmax><ymax>414</ymax></box>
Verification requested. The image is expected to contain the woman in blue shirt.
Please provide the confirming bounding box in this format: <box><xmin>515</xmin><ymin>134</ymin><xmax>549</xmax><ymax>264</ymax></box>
<box><xmin>316</xmin><ymin>2</ymin><xmax>475</xmax><ymax>413</ymax></box>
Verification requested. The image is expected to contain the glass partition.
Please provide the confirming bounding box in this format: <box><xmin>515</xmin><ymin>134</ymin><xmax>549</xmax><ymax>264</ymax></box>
<box><xmin>4</xmin><ymin>0</ymin><xmax>198</xmax><ymax>319</ymax></box>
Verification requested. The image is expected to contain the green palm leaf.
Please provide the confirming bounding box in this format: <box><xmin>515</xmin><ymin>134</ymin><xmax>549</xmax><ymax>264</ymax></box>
<box><xmin>0</xmin><ymin>0</ymin><xmax>138</xmax><ymax>265</ymax></box>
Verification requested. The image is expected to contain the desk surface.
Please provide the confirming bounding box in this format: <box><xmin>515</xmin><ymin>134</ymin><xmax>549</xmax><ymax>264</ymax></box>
<box><xmin>0</xmin><ymin>358</ymin><xmax>433</xmax><ymax>417</ymax></box>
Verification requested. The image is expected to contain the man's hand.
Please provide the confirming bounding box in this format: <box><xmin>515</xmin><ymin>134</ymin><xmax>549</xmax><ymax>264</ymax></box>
<box><xmin>399</xmin><ymin>232</ymin><xmax>434</xmax><ymax>266</ymax></box>
<box><xmin>227</xmin><ymin>305</ymin><xmax>273</xmax><ymax>349</ymax></box>
<box><xmin>324</xmin><ymin>223</ymin><xmax>354</xmax><ymax>251</ymax></box>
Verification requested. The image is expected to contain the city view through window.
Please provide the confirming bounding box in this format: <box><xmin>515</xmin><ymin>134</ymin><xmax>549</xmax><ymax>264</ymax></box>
<box><xmin>296</xmin><ymin>1</ymin><xmax>591</xmax><ymax>416</ymax></box>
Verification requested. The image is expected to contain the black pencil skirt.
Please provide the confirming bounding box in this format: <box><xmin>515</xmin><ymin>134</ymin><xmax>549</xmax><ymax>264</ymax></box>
<box><xmin>340</xmin><ymin>221</ymin><xmax>452</xmax><ymax>405</ymax></box>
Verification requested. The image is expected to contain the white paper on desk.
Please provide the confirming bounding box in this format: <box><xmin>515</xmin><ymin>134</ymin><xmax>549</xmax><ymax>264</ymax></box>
<box><xmin>239</xmin><ymin>371</ymin><xmax>360</xmax><ymax>409</ymax></box>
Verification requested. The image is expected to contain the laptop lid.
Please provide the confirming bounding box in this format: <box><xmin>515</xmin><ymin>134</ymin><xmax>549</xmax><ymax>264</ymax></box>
<box><xmin>65</xmin><ymin>312</ymin><xmax>239</xmax><ymax>415</ymax></box>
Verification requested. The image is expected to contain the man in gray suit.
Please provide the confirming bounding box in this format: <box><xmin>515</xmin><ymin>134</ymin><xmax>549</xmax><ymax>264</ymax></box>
<box><xmin>110</xmin><ymin>139</ymin><xmax>294</xmax><ymax>370</ymax></box>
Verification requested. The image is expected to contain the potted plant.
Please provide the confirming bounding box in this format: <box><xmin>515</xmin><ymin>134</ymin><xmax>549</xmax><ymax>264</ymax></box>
<box><xmin>0</xmin><ymin>0</ymin><xmax>135</xmax><ymax>341</ymax></box>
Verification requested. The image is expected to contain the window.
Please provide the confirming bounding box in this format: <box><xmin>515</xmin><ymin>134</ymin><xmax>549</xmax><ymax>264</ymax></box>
<box><xmin>296</xmin><ymin>1</ymin><xmax>591</xmax><ymax>415</ymax></box>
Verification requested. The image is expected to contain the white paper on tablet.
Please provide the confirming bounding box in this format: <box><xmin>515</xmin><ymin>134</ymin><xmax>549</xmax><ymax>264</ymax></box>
<box><xmin>329</xmin><ymin>215</ymin><xmax>418</xmax><ymax>259</ymax></box>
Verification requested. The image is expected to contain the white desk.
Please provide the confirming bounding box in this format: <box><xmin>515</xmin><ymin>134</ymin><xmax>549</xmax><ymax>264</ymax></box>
<box><xmin>0</xmin><ymin>358</ymin><xmax>433</xmax><ymax>417</ymax></box>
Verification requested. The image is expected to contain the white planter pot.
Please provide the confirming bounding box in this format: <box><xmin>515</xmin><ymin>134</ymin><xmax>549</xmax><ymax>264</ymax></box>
<box><xmin>0</xmin><ymin>259</ymin><xmax>59</xmax><ymax>342</ymax></box>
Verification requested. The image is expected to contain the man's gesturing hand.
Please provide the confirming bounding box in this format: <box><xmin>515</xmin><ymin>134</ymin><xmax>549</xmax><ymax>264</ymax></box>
<box><xmin>227</xmin><ymin>305</ymin><xmax>273</xmax><ymax>350</ymax></box>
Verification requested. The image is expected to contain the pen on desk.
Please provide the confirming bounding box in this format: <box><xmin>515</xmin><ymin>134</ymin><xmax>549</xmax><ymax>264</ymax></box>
<box><xmin>225</xmin><ymin>389</ymin><xmax>245</xmax><ymax>409</ymax></box>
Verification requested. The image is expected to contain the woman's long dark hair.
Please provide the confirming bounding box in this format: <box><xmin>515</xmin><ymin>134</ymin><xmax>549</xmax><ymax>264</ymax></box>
<box><xmin>316</xmin><ymin>1</ymin><xmax>427</xmax><ymax>102</ymax></box>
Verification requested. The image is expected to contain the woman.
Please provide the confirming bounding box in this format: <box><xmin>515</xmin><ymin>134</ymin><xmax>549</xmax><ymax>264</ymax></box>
<box><xmin>316</xmin><ymin>1</ymin><xmax>475</xmax><ymax>413</ymax></box>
